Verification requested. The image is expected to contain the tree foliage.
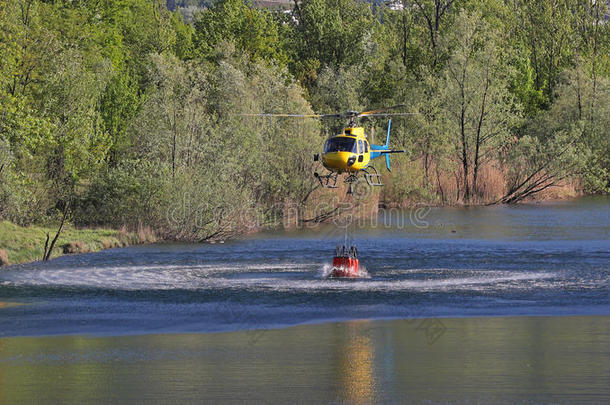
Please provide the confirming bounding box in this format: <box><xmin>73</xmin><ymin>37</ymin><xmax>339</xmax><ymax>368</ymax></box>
<box><xmin>0</xmin><ymin>0</ymin><xmax>608</xmax><ymax>239</ymax></box>
<box><xmin>193</xmin><ymin>0</ymin><xmax>288</xmax><ymax>65</ymax></box>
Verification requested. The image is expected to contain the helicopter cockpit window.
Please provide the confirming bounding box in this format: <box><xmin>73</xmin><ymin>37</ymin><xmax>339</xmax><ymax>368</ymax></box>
<box><xmin>364</xmin><ymin>141</ymin><xmax>369</xmax><ymax>153</ymax></box>
<box><xmin>324</xmin><ymin>137</ymin><xmax>358</xmax><ymax>153</ymax></box>
<box><xmin>358</xmin><ymin>140</ymin><xmax>363</xmax><ymax>154</ymax></box>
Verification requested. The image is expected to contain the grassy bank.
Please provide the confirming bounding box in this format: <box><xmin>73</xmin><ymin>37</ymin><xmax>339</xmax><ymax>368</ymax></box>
<box><xmin>0</xmin><ymin>221</ymin><xmax>156</xmax><ymax>266</ymax></box>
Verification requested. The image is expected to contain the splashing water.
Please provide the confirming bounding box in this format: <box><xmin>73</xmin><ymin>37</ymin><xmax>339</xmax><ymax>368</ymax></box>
<box><xmin>317</xmin><ymin>263</ymin><xmax>370</xmax><ymax>279</ymax></box>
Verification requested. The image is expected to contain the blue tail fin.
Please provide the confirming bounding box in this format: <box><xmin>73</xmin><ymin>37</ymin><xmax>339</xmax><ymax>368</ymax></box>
<box><xmin>385</xmin><ymin>119</ymin><xmax>391</xmax><ymax>148</ymax></box>
<box><xmin>385</xmin><ymin>119</ymin><xmax>391</xmax><ymax>171</ymax></box>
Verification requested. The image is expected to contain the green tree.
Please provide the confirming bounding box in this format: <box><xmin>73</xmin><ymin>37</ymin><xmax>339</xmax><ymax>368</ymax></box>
<box><xmin>193</xmin><ymin>0</ymin><xmax>288</xmax><ymax>65</ymax></box>
<box><xmin>437</xmin><ymin>11</ymin><xmax>520</xmax><ymax>202</ymax></box>
<box><xmin>511</xmin><ymin>0</ymin><xmax>580</xmax><ymax>104</ymax></box>
<box><xmin>291</xmin><ymin>0</ymin><xmax>376</xmax><ymax>72</ymax></box>
<box><xmin>40</xmin><ymin>49</ymin><xmax>112</xmax><ymax>200</ymax></box>
<box><xmin>409</xmin><ymin>0</ymin><xmax>460</xmax><ymax>67</ymax></box>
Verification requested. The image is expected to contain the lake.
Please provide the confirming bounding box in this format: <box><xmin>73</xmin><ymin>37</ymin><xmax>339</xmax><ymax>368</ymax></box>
<box><xmin>1</xmin><ymin>196</ymin><xmax>608</xmax><ymax>403</ymax></box>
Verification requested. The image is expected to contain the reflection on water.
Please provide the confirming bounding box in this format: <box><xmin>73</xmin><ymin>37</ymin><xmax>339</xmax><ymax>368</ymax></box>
<box><xmin>0</xmin><ymin>316</ymin><xmax>608</xmax><ymax>404</ymax></box>
<box><xmin>270</xmin><ymin>195</ymin><xmax>610</xmax><ymax>241</ymax></box>
<box><xmin>340</xmin><ymin>321</ymin><xmax>375</xmax><ymax>403</ymax></box>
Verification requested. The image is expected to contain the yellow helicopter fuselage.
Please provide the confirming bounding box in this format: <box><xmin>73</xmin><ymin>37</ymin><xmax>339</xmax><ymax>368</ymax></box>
<box><xmin>321</xmin><ymin>127</ymin><xmax>371</xmax><ymax>173</ymax></box>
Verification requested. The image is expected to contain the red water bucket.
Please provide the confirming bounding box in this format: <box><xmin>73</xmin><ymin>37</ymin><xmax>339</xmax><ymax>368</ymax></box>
<box><xmin>331</xmin><ymin>256</ymin><xmax>359</xmax><ymax>278</ymax></box>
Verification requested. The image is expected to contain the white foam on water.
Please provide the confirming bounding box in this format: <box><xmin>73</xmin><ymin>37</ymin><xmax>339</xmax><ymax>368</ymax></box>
<box><xmin>357</xmin><ymin>265</ymin><xmax>370</xmax><ymax>279</ymax></box>
<box><xmin>0</xmin><ymin>262</ymin><xmax>557</xmax><ymax>292</ymax></box>
<box><xmin>0</xmin><ymin>262</ymin><xmax>316</xmax><ymax>290</ymax></box>
<box><xmin>204</xmin><ymin>271</ymin><xmax>555</xmax><ymax>292</ymax></box>
<box><xmin>317</xmin><ymin>263</ymin><xmax>334</xmax><ymax>279</ymax></box>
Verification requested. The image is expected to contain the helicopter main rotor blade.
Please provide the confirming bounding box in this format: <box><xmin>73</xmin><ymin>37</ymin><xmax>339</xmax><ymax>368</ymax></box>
<box><xmin>238</xmin><ymin>113</ymin><xmax>323</xmax><ymax>118</ymax></box>
<box><xmin>357</xmin><ymin>104</ymin><xmax>407</xmax><ymax>117</ymax></box>
<box><xmin>238</xmin><ymin>106</ymin><xmax>415</xmax><ymax>119</ymax></box>
<box><xmin>359</xmin><ymin>113</ymin><xmax>419</xmax><ymax>117</ymax></box>
<box><xmin>238</xmin><ymin>113</ymin><xmax>346</xmax><ymax>119</ymax></box>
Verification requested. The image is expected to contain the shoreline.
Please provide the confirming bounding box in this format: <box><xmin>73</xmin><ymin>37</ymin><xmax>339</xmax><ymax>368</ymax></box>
<box><xmin>379</xmin><ymin>190</ymin><xmax>591</xmax><ymax>209</ymax></box>
<box><xmin>1</xmin><ymin>194</ymin><xmax>607</xmax><ymax>267</ymax></box>
<box><xmin>0</xmin><ymin>221</ymin><xmax>155</xmax><ymax>267</ymax></box>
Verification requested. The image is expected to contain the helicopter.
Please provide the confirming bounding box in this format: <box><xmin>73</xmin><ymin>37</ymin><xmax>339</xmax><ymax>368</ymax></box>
<box><xmin>243</xmin><ymin>106</ymin><xmax>412</xmax><ymax>194</ymax></box>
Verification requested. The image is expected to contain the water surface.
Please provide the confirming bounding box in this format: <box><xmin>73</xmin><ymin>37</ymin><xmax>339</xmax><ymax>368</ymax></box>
<box><xmin>0</xmin><ymin>197</ymin><xmax>609</xmax><ymax>403</ymax></box>
<box><xmin>0</xmin><ymin>316</ymin><xmax>608</xmax><ymax>404</ymax></box>
<box><xmin>0</xmin><ymin>196</ymin><xmax>608</xmax><ymax>337</ymax></box>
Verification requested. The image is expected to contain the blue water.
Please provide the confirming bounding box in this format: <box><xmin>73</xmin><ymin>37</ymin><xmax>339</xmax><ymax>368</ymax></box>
<box><xmin>1</xmin><ymin>197</ymin><xmax>608</xmax><ymax>337</ymax></box>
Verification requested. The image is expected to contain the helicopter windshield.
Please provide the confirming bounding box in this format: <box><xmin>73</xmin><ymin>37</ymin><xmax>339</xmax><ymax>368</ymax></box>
<box><xmin>324</xmin><ymin>137</ymin><xmax>357</xmax><ymax>153</ymax></box>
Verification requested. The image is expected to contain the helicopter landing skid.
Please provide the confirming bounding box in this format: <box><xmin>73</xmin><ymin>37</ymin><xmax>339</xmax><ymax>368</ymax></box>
<box><xmin>314</xmin><ymin>172</ymin><xmax>338</xmax><ymax>188</ymax></box>
<box><xmin>363</xmin><ymin>166</ymin><xmax>383</xmax><ymax>187</ymax></box>
<box><xmin>345</xmin><ymin>174</ymin><xmax>359</xmax><ymax>195</ymax></box>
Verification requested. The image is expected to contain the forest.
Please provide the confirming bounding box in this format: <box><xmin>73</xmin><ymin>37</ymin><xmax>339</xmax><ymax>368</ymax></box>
<box><xmin>0</xmin><ymin>0</ymin><xmax>608</xmax><ymax>241</ymax></box>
